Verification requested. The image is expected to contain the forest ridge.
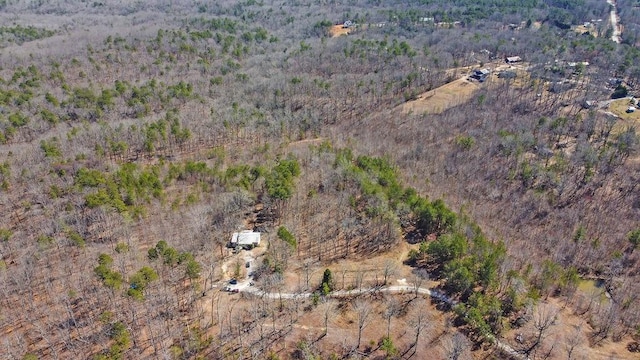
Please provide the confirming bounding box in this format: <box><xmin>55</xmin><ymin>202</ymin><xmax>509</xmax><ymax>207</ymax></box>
<box><xmin>0</xmin><ymin>0</ymin><xmax>638</xmax><ymax>359</ymax></box>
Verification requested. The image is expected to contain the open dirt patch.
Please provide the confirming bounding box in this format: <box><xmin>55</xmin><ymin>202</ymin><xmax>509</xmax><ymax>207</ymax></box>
<box><xmin>444</xmin><ymin>64</ymin><xmax>481</xmax><ymax>78</ymax></box>
<box><xmin>286</xmin><ymin>138</ymin><xmax>324</xmax><ymax>152</ymax></box>
<box><xmin>329</xmin><ymin>24</ymin><xmax>351</xmax><ymax>37</ymax></box>
<box><xmin>573</xmin><ymin>25</ymin><xmax>597</xmax><ymax>37</ymax></box>
<box><xmin>400</xmin><ymin>77</ymin><xmax>480</xmax><ymax>115</ymax></box>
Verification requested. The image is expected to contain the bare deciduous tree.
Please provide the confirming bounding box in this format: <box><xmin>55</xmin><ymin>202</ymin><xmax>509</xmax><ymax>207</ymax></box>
<box><xmin>522</xmin><ymin>302</ymin><xmax>559</xmax><ymax>358</ymax></box>
<box><xmin>413</xmin><ymin>268</ymin><xmax>429</xmax><ymax>298</ymax></box>
<box><xmin>322</xmin><ymin>298</ymin><xmax>336</xmax><ymax>337</ymax></box>
<box><xmin>354</xmin><ymin>269</ymin><xmax>366</xmax><ymax>291</ymax></box>
<box><xmin>352</xmin><ymin>299</ymin><xmax>373</xmax><ymax>351</ymax></box>
<box><xmin>383</xmin><ymin>296</ymin><xmax>400</xmax><ymax>338</ymax></box>
<box><xmin>408</xmin><ymin>298</ymin><xmax>431</xmax><ymax>358</ymax></box>
<box><xmin>302</xmin><ymin>259</ymin><xmax>315</xmax><ymax>291</ymax></box>
<box><xmin>443</xmin><ymin>332</ymin><xmax>471</xmax><ymax>360</ymax></box>
<box><xmin>564</xmin><ymin>325</ymin><xmax>584</xmax><ymax>360</ymax></box>
<box><xmin>382</xmin><ymin>260</ymin><xmax>397</xmax><ymax>286</ymax></box>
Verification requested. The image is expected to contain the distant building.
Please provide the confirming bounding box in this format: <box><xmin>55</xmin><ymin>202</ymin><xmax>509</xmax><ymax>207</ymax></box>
<box><xmin>471</xmin><ymin>68</ymin><xmax>491</xmax><ymax>82</ymax></box>
<box><xmin>435</xmin><ymin>21</ymin><xmax>461</xmax><ymax>28</ymax></box>
<box><xmin>505</xmin><ymin>56</ymin><xmax>522</xmax><ymax>64</ymax></box>
<box><xmin>608</xmin><ymin>78</ymin><xmax>623</xmax><ymax>87</ymax></box>
<box><xmin>582</xmin><ymin>100</ymin><xmax>596</xmax><ymax>109</ymax></box>
<box><xmin>229</xmin><ymin>230</ymin><xmax>261</xmax><ymax>249</ymax></box>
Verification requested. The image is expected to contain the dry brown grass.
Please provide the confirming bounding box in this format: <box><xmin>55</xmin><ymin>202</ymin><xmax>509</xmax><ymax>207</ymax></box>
<box><xmin>198</xmin><ymin>240</ymin><xmax>453</xmax><ymax>359</ymax></box>
<box><xmin>493</xmin><ymin>63</ymin><xmax>532</xmax><ymax>87</ymax></box>
<box><xmin>501</xmin><ymin>297</ymin><xmax>637</xmax><ymax>360</ymax></box>
<box><xmin>400</xmin><ymin>77</ymin><xmax>480</xmax><ymax>114</ymax></box>
<box><xmin>400</xmin><ymin>61</ymin><xmax>532</xmax><ymax>115</ymax></box>
<box><xmin>329</xmin><ymin>25</ymin><xmax>351</xmax><ymax>37</ymax></box>
<box><xmin>606</xmin><ymin>98</ymin><xmax>640</xmax><ymax>134</ymax></box>
<box><xmin>444</xmin><ymin>64</ymin><xmax>481</xmax><ymax>78</ymax></box>
<box><xmin>219</xmin><ymin>241</ymin><xmax>638</xmax><ymax>359</ymax></box>
<box><xmin>573</xmin><ymin>25</ymin><xmax>597</xmax><ymax>37</ymax></box>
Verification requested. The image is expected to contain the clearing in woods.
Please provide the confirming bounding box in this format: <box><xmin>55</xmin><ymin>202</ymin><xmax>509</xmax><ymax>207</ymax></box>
<box><xmin>606</xmin><ymin>98</ymin><xmax>640</xmax><ymax>135</ymax></box>
<box><xmin>329</xmin><ymin>24</ymin><xmax>351</xmax><ymax>37</ymax></box>
<box><xmin>573</xmin><ymin>24</ymin><xmax>598</xmax><ymax>37</ymax></box>
<box><xmin>400</xmin><ymin>77</ymin><xmax>480</xmax><ymax>114</ymax></box>
<box><xmin>399</xmin><ymin>61</ymin><xmax>531</xmax><ymax>115</ymax></box>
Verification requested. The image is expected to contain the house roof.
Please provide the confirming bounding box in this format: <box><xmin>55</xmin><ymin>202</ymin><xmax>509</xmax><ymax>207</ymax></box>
<box><xmin>231</xmin><ymin>231</ymin><xmax>261</xmax><ymax>245</ymax></box>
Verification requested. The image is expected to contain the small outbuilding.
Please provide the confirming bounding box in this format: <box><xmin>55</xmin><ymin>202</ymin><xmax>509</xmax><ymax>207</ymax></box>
<box><xmin>505</xmin><ymin>56</ymin><xmax>522</xmax><ymax>64</ymax></box>
<box><xmin>229</xmin><ymin>230</ymin><xmax>261</xmax><ymax>249</ymax></box>
<box><xmin>582</xmin><ymin>100</ymin><xmax>596</xmax><ymax>109</ymax></box>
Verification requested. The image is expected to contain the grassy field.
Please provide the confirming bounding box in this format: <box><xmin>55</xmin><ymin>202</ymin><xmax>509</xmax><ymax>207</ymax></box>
<box><xmin>400</xmin><ymin>61</ymin><xmax>532</xmax><ymax>115</ymax></box>
<box><xmin>606</xmin><ymin>97</ymin><xmax>640</xmax><ymax>134</ymax></box>
<box><xmin>609</xmin><ymin>98</ymin><xmax>640</xmax><ymax>122</ymax></box>
<box><xmin>400</xmin><ymin>77</ymin><xmax>480</xmax><ymax>114</ymax></box>
<box><xmin>607</xmin><ymin>98</ymin><xmax>639</xmax><ymax>120</ymax></box>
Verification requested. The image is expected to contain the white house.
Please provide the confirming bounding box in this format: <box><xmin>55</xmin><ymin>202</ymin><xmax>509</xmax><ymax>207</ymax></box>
<box><xmin>230</xmin><ymin>230</ymin><xmax>261</xmax><ymax>249</ymax></box>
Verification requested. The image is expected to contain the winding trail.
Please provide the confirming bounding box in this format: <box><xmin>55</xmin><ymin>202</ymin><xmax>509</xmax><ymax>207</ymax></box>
<box><xmin>241</xmin><ymin>284</ymin><xmax>447</xmax><ymax>301</ymax></box>
<box><xmin>237</xmin><ymin>283</ymin><xmax>527</xmax><ymax>360</ymax></box>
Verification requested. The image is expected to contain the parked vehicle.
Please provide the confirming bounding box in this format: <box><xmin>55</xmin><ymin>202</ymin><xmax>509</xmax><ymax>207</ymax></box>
<box><xmin>229</xmin><ymin>279</ymin><xmax>238</xmax><ymax>285</ymax></box>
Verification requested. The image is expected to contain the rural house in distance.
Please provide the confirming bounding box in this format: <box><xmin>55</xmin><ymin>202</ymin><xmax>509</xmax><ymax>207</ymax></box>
<box><xmin>505</xmin><ymin>55</ymin><xmax>522</xmax><ymax>64</ymax></box>
<box><xmin>229</xmin><ymin>230</ymin><xmax>261</xmax><ymax>249</ymax></box>
<box><xmin>471</xmin><ymin>68</ymin><xmax>491</xmax><ymax>82</ymax></box>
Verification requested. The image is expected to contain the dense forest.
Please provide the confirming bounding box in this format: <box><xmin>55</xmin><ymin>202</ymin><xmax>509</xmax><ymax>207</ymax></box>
<box><xmin>0</xmin><ymin>0</ymin><xmax>638</xmax><ymax>359</ymax></box>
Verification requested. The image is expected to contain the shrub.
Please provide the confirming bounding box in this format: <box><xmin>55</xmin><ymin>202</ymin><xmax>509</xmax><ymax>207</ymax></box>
<box><xmin>611</xmin><ymin>84</ymin><xmax>628</xmax><ymax>99</ymax></box>
<box><xmin>277</xmin><ymin>226</ymin><xmax>297</xmax><ymax>249</ymax></box>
